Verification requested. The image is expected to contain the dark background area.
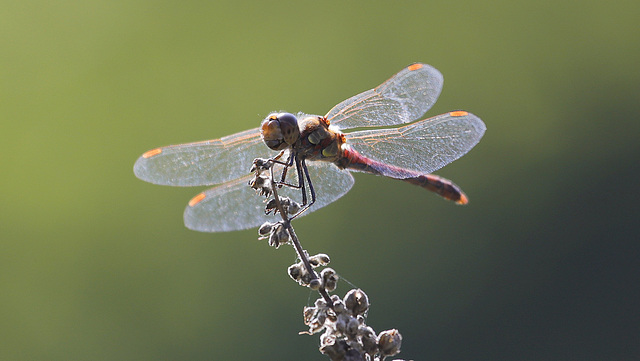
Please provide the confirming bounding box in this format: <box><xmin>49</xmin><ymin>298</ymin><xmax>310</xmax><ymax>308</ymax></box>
<box><xmin>2</xmin><ymin>1</ymin><xmax>638</xmax><ymax>360</ymax></box>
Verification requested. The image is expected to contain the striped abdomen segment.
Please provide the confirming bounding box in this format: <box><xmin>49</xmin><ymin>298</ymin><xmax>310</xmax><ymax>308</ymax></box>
<box><xmin>337</xmin><ymin>147</ymin><xmax>468</xmax><ymax>204</ymax></box>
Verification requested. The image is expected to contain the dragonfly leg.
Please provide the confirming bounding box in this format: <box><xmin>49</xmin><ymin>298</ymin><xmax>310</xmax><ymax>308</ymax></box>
<box><xmin>295</xmin><ymin>156</ymin><xmax>308</xmax><ymax>205</ymax></box>
<box><xmin>264</xmin><ymin>155</ymin><xmax>316</xmax><ymax>217</ymax></box>
<box><xmin>267</xmin><ymin>151</ymin><xmax>292</xmax><ymax>181</ymax></box>
<box><xmin>269</xmin><ymin>152</ymin><xmax>305</xmax><ymax>190</ymax></box>
<box><xmin>288</xmin><ymin>159</ymin><xmax>316</xmax><ymax>221</ymax></box>
<box><xmin>303</xmin><ymin>159</ymin><xmax>316</xmax><ymax>207</ymax></box>
<box><xmin>278</xmin><ymin>152</ymin><xmax>295</xmax><ymax>186</ymax></box>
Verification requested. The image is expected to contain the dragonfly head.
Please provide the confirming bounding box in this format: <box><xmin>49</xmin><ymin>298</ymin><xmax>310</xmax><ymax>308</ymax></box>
<box><xmin>261</xmin><ymin>112</ymin><xmax>301</xmax><ymax>150</ymax></box>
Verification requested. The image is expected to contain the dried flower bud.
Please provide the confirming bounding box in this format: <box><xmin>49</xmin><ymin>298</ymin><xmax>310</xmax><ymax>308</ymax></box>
<box><xmin>320</xmin><ymin>338</ymin><xmax>349</xmax><ymax>360</ymax></box>
<box><xmin>309</xmin><ymin>278</ymin><xmax>322</xmax><ymax>290</ymax></box>
<box><xmin>247</xmin><ymin>174</ymin><xmax>264</xmax><ymax>188</ymax></box>
<box><xmin>346</xmin><ymin>317</ymin><xmax>359</xmax><ymax>338</ymax></box>
<box><xmin>315</xmin><ymin>311</ymin><xmax>327</xmax><ymax>328</ymax></box>
<box><xmin>303</xmin><ymin>307</ymin><xmax>327</xmax><ymax>334</ymax></box>
<box><xmin>285</xmin><ymin>199</ymin><xmax>301</xmax><ymax>215</ymax></box>
<box><xmin>319</xmin><ymin>332</ymin><xmax>336</xmax><ymax>348</ymax></box>
<box><xmin>281</xmin><ymin>198</ymin><xmax>300</xmax><ymax>215</ymax></box>
<box><xmin>344</xmin><ymin>348</ymin><xmax>365</xmax><ymax>361</ymax></box>
<box><xmin>377</xmin><ymin>329</ymin><xmax>402</xmax><ymax>358</ymax></box>
<box><xmin>264</xmin><ymin>196</ymin><xmax>302</xmax><ymax>216</ymax></box>
<box><xmin>359</xmin><ymin>326</ymin><xmax>378</xmax><ymax>356</ymax></box>
<box><xmin>288</xmin><ymin>263</ymin><xmax>304</xmax><ymax>282</ymax></box>
<box><xmin>344</xmin><ymin>289</ymin><xmax>369</xmax><ymax>316</ymax></box>
<box><xmin>250</xmin><ymin>158</ymin><xmax>272</xmax><ymax>173</ymax></box>
<box><xmin>325</xmin><ymin>278</ymin><xmax>338</xmax><ymax>293</ymax></box>
<box><xmin>248</xmin><ymin>174</ymin><xmax>272</xmax><ymax>197</ymax></box>
<box><xmin>332</xmin><ymin>299</ymin><xmax>345</xmax><ymax>314</ymax></box>
<box><xmin>320</xmin><ymin>268</ymin><xmax>338</xmax><ymax>292</ymax></box>
<box><xmin>335</xmin><ymin>313</ymin><xmax>350</xmax><ymax>334</ymax></box>
<box><xmin>299</xmin><ymin>270</ymin><xmax>314</xmax><ymax>286</ymax></box>
<box><xmin>258</xmin><ymin>222</ymin><xmax>276</xmax><ymax>237</ymax></box>
<box><xmin>303</xmin><ymin>306</ymin><xmax>317</xmax><ymax>325</ymax></box>
<box><xmin>309</xmin><ymin>253</ymin><xmax>331</xmax><ymax>267</ymax></box>
<box><xmin>268</xmin><ymin>223</ymin><xmax>290</xmax><ymax>248</ymax></box>
<box><xmin>326</xmin><ymin>307</ymin><xmax>338</xmax><ymax>322</ymax></box>
<box><xmin>264</xmin><ymin>198</ymin><xmax>278</xmax><ymax>215</ymax></box>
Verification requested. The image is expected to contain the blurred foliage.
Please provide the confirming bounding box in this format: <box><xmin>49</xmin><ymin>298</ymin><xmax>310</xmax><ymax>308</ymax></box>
<box><xmin>1</xmin><ymin>1</ymin><xmax>639</xmax><ymax>360</ymax></box>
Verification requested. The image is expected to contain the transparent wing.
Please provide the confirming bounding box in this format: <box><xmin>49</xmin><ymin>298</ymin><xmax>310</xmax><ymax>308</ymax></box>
<box><xmin>345</xmin><ymin>111</ymin><xmax>486</xmax><ymax>177</ymax></box>
<box><xmin>184</xmin><ymin>161</ymin><xmax>355</xmax><ymax>232</ymax></box>
<box><xmin>134</xmin><ymin>127</ymin><xmax>279</xmax><ymax>187</ymax></box>
<box><xmin>325</xmin><ymin>63</ymin><xmax>443</xmax><ymax>130</ymax></box>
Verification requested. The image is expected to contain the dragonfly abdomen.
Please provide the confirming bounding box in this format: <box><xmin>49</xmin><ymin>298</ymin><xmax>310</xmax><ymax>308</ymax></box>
<box><xmin>403</xmin><ymin>174</ymin><xmax>468</xmax><ymax>205</ymax></box>
<box><xmin>338</xmin><ymin>146</ymin><xmax>468</xmax><ymax>204</ymax></box>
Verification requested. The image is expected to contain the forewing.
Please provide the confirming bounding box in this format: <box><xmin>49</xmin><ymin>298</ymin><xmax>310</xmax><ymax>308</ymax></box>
<box><xmin>134</xmin><ymin>128</ymin><xmax>279</xmax><ymax>186</ymax></box>
<box><xmin>345</xmin><ymin>111</ymin><xmax>486</xmax><ymax>176</ymax></box>
<box><xmin>325</xmin><ymin>63</ymin><xmax>443</xmax><ymax>130</ymax></box>
<box><xmin>184</xmin><ymin>161</ymin><xmax>355</xmax><ymax>232</ymax></box>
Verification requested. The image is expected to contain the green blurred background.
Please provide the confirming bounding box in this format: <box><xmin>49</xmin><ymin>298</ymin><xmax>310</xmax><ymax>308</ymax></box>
<box><xmin>2</xmin><ymin>1</ymin><xmax>639</xmax><ymax>360</ymax></box>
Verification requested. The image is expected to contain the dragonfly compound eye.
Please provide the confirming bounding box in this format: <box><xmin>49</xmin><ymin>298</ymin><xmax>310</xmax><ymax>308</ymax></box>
<box><xmin>260</xmin><ymin>112</ymin><xmax>300</xmax><ymax>150</ymax></box>
<box><xmin>276</xmin><ymin>112</ymin><xmax>300</xmax><ymax>145</ymax></box>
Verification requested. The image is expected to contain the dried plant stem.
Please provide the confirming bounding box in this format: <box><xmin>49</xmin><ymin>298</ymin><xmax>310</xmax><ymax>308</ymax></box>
<box><xmin>269</xmin><ymin>171</ymin><xmax>334</xmax><ymax>307</ymax></box>
<box><xmin>254</xmin><ymin>157</ymin><xmax>405</xmax><ymax>360</ymax></box>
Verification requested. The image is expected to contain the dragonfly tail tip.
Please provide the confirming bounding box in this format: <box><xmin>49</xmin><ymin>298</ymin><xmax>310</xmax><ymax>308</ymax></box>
<box><xmin>456</xmin><ymin>193</ymin><xmax>469</xmax><ymax>205</ymax></box>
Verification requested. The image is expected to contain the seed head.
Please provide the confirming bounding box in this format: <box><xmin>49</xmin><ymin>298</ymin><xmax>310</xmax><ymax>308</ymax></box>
<box><xmin>377</xmin><ymin>329</ymin><xmax>402</xmax><ymax>358</ymax></box>
<box><xmin>344</xmin><ymin>289</ymin><xmax>369</xmax><ymax>316</ymax></box>
<box><xmin>321</xmin><ymin>268</ymin><xmax>339</xmax><ymax>292</ymax></box>
<box><xmin>309</xmin><ymin>253</ymin><xmax>331</xmax><ymax>267</ymax></box>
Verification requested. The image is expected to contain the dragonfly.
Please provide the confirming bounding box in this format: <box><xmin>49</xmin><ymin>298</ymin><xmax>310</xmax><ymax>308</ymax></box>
<box><xmin>134</xmin><ymin>63</ymin><xmax>486</xmax><ymax>232</ymax></box>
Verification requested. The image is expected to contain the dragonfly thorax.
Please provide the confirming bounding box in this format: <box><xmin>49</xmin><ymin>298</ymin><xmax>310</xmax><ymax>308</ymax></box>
<box><xmin>261</xmin><ymin>112</ymin><xmax>301</xmax><ymax>151</ymax></box>
<box><xmin>297</xmin><ymin>115</ymin><xmax>345</xmax><ymax>162</ymax></box>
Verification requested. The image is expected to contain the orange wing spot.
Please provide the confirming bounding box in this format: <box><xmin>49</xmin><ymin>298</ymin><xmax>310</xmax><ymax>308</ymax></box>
<box><xmin>449</xmin><ymin>111</ymin><xmax>469</xmax><ymax>117</ymax></box>
<box><xmin>142</xmin><ymin>148</ymin><xmax>162</xmax><ymax>158</ymax></box>
<box><xmin>408</xmin><ymin>63</ymin><xmax>423</xmax><ymax>71</ymax></box>
<box><xmin>188</xmin><ymin>192</ymin><xmax>207</xmax><ymax>207</ymax></box>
